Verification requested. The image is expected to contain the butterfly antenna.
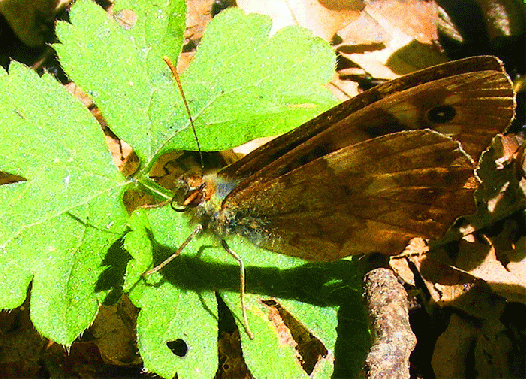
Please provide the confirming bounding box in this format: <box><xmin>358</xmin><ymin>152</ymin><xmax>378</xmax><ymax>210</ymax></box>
<box><xmin>163</xmin><ymin>56</ymin><xmax>204</xmax><ymax>174</ymax></box>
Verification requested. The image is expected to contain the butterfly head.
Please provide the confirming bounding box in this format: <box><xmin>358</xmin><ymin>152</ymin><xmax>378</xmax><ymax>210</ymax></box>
<box><xmin>171</xmin><ymin>174</ymin><xmax>215</xmax><ymax>209</ymax></box>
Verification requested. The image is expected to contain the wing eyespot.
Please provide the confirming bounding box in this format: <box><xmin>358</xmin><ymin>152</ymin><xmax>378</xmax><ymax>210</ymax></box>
<box><xmin>427</xmin><ymin>105</ymin><xmax>457</xmax><ymax>124</ymax></box>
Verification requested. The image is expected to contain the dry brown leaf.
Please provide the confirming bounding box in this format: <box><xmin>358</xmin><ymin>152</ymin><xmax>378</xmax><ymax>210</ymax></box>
<box><xmin>431</xmin><ymin>314</ymin><xmax>478</xmax><ymax>379</ymax></box>
<box><xmin>86</xmin><ymin>296</ymin><xmax>141</xmax><ymax>367</ymax></box>
<box><xmin>432</xmin><ymin>311</ymin><xmax>520</xmax><ymax>378</ymax></box>
<box><xmin>237</xmin><ymin>0</ymin><xmax>364</xmax><ymax>40</ymax></box>
<box><xmin>0</xmin><ymin>304</ymin><xmax>47</xmax><ymax>372</ymax></box>
<box><xmin>475</xmin><ymin>134</ymin><xmax>526</xmax><ymax>221</ymax></box>
<box><xmin>408</xmin><ymin>255</ymin><xmax>508</xmax><ymax>319</ymax></box>
<box><xmin>474</xmin><ymin>319</ymin><xmax>518</xmax><ymax>378</ymax></box>
<box><xmin>453</xmin><ymin>235</ymin><xmax>526</xmax><ymax>303</ymax></box>
<box><xmin>336</xmin><ymin>0</ymin><xmax>447</xmax><ymax>79</ymax></box>
<box><xmin>365</xmin><ymin>0</ymin><xmax>439</xmax><ymax>44</ymax></box>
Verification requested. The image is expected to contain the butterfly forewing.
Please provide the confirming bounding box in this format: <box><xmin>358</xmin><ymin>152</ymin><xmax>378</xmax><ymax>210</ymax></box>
<box><xmin>221</xmin><ymin>130</ymin><xmax>477</xmax><ymax>260</ymax></box>
<box><xmin>376</xmin><ymin>70</ymin><xmax>515</xmax><ymax>160</ymax></box>
<box><xmin>220</xmin><ymin>56</ymin><xmax>513</xmax><ymax>188</ymax></box>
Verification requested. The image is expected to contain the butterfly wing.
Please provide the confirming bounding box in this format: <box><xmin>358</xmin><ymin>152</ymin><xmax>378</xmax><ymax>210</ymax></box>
<box><xmin>215</xmin><ymin>56</ymin><xmax>514</xmax><ymax>261</ymax></box>
<box><xmin>221</xmin><ymin>56</ymin><xmax>514</xmax><ymax>187</ymax></box>
<box><xmin>221</xmin><ymin>130</ymin><xmax>477</xmax><ymax>260</ymax></box>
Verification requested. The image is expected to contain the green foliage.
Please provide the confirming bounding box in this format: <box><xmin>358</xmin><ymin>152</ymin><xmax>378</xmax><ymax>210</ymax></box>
<box><xmin>0</xmin><ymin>0</ymin><xmax>369</xmax><ymax>377</ymax></box>
<box><xmin>0</xmin><ymin>63</ymin><xmax>128</xmax><ymax>344</ymax></box>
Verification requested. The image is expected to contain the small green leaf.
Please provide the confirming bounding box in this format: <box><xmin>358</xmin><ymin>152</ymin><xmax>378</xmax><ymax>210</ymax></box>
<box><xmin>0</xmin><ymin>63</ymin><xmax>129</xmax><ymax>344</ymax></box>
<box><xmin>55</xmin><ymin>0</ymin><xmax>187</xmax><ymax>165</ymax></box>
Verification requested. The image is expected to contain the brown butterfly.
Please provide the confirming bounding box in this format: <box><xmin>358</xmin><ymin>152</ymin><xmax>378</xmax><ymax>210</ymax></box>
<box><xmin>157</xmin><ymin>56</ymin><xmax>514</xmax><ymax>260</ymax></box>
<box><xmin>147</xmin><ymin>55</ymin><xmax>514</xmax><ymax>334</ymax></box>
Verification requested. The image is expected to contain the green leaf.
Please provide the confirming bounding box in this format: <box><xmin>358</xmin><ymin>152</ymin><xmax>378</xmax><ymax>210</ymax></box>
<box><xmin>126</xmin><ymin>206</ymin><xmax>366</xmax><ymax>378</ymax></box>
<box><xmin>55</xmin><ymin>0</ymin><xmax>337</xmax><ymax>169</ymax></box>
<box><xmin>158</xmin><ymin>8</ymin><xmax>339</xmax><ymax>152</ymax></box>
<box><xmin>0</xmin><ymin>63</ymin><xmax>129</xmax><ymax>344</ymax></box>
<box><xmin>55</xmin><ymin>0</ymin><xmax>187</xmax><ymax>166</ymax></box>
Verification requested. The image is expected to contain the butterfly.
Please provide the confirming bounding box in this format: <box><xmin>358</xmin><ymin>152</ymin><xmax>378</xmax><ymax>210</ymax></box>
<box><xmin>159</xmin><ymin>55</ymin><xmax>514</xmax><ymax>262</ymax></box>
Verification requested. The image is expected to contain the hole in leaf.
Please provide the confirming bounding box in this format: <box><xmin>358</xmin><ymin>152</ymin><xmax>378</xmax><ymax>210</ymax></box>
<box><xmin>167</xmin><ymin>339</ymin><xmax>188</xmax><ymax>357</ymax></box>
<box><xmin>215</xmin><ymin>292</ymin><xmax>253</xmax><ymax>378</ymax></box>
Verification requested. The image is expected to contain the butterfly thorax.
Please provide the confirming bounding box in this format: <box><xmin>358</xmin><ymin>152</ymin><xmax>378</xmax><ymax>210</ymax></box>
<box><xmin>180</xmin><ymin>173</ymin><xmax>271</xmax><ymax>244</ymax></box>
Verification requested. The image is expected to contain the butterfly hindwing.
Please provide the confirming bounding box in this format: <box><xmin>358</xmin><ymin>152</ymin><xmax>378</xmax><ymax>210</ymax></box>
<box><xmin>223</xmin><ymin>130</ymin><xmax>477</xmax><ymax>260</ymax></box>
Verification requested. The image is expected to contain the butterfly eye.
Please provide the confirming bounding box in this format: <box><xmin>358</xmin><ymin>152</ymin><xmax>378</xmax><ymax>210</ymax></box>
<box><xmin>427</xmin><ymin>105</ymin><xmax>457</xmax><ymax>124</ymax></box>
<box><xmin>183</xmin><ymin>183</ymin><xmax>207</xmax><ymax>207</ymax></box>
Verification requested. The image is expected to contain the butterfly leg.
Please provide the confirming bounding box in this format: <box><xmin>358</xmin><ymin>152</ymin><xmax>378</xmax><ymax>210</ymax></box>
<box><xmin>220</xmin><ymin>239</ymin><xmax>254</xmax><ymax>340</ymax></box>
<box><xmin>144</xmin><ymin>224</ymin><xmax>203</xmax><ymax>275</ymax></box>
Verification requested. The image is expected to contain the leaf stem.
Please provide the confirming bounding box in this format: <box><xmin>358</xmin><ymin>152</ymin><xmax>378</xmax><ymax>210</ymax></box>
<box><xmin>134</xmin><ymin>173</ymin><xmax>173</xmax><ymax>201</ymax></box>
